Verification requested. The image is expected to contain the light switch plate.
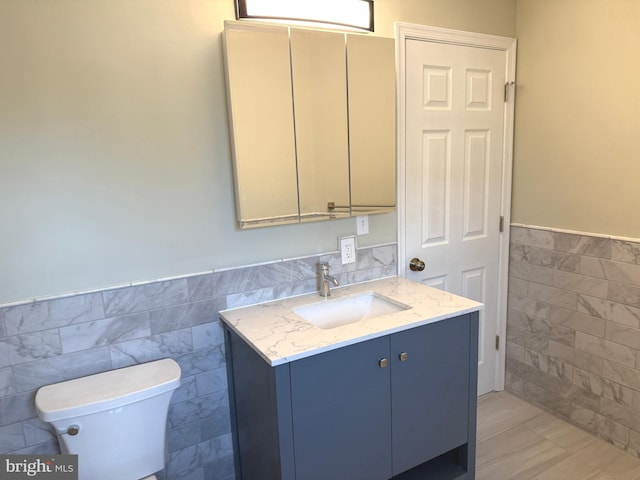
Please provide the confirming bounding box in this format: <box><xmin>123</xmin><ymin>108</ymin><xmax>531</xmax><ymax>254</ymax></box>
<box><xmin>339</xmin><ymin>236</ymin><xmax>356</xmax><ymax>265</ymax></box>
<box><xmin>356</xmin><ymin>215</ymin><xmax>369</xmax><ymax>235</ymax></box>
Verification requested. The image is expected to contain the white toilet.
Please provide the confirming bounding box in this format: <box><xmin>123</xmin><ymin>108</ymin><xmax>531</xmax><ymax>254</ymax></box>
<box><xmin>35</xmin><ymin>358</ymin><xmax>181</xmax><ymax>480</ymax></box>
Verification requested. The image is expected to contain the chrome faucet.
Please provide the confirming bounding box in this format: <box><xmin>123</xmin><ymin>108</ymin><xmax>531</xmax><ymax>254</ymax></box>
<box><xmin>319</xmin><ymin>262</ymin><xmax>339</xmax><ymax>297</ymax></box>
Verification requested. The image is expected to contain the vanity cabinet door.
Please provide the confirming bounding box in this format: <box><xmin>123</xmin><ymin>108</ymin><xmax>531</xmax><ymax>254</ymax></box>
<box><xmin>289</xmin><ymin>336</ymin><xmax>392</xmax><ymax>480</ymax></box>
<box><xmin>390</xmin><ymin>315</ymin><xmax>471</xmax><ymax>476</ymax></box>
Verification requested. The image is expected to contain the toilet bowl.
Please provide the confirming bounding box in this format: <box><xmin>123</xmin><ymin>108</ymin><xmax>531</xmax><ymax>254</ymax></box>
<box><xmin>35</xmin><ymin>358</ymin><xmax>181</xmax><ymax>480</ymax></box>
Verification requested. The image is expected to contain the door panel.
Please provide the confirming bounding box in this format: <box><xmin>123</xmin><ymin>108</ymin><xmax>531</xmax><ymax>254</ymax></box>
<box><xmin>463</xmin><ymin>130</ymin><xmax>490</xmax><ymax>239</ymax></box>
<box><xmin>422</xmin><ymin>130</ymin><xmax>450</xmax><ymax>245</ymax></box>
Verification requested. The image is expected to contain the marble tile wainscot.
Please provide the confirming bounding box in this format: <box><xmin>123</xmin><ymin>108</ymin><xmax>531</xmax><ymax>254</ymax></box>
<box><xmin>0</xmin><ymin>243</ymin><xmax>397</xmax><ymax>480</ymax></box>
<box><xmin>506</xmin><ymin>224</ymin><xmax>640</xmax><ymax>457</ymax></box>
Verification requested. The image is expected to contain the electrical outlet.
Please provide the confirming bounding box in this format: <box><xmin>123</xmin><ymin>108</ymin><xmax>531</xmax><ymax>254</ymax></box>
<box><xmin>339</xmin><ymin>236</ymin><xmax>356</xmax><ymax>265</ymax></box>
<box><xmin>356</xmin><ymin>215</ymin><xmax>369</xmax><ymax>235</ymax></box>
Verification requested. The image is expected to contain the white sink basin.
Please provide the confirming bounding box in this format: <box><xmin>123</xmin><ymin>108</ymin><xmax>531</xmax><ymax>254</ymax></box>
<box><xmin>293</xmin><ymin>292</ymin><xmax>411</xmax><ymax>329</ymax></box>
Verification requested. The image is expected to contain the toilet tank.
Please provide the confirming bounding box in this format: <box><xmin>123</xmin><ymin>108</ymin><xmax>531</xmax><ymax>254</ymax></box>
<box><xmin>35</xmin><ymin>358</ymin><xmax>181</xmax><ymax>480</ymax></box>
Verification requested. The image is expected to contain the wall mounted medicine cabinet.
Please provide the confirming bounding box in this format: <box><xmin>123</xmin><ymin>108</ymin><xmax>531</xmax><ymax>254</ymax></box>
<box><xmin>223</xmin><ymin>21</ymin><xmax>396</xmax><ymax>228</ymax></box>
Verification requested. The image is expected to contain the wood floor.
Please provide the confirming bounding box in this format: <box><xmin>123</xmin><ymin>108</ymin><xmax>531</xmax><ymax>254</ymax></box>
<box><xmin>476</xmin><ymin>391</ymin><xmax>640</xmax><ymax>480</ymax></box>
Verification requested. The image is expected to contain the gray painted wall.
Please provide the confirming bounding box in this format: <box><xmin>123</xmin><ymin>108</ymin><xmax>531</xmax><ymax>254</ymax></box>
<box><xmin>0</xmin><ymin>0</ymin><xmax>515</xmax><ymax>305</ymax></box>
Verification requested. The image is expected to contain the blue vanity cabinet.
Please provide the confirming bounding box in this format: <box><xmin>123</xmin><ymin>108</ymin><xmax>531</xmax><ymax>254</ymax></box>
<box><xmin>225</xmin><ymin>311</ymin><xmax>478</xmax><ymax>480</ymax></box>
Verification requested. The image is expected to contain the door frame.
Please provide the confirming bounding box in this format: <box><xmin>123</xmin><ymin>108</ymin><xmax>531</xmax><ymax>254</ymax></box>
<box><xmin>396</xmin><ymin>22</ymin><xmax>516</xmax><ymax>391</ymax></box>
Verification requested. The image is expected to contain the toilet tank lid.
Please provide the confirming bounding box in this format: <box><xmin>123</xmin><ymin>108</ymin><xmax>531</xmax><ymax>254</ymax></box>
<box><xmin>35</xmin><ymin>358</ymin><xmax>181</xmax><ymax>422</ymax></box>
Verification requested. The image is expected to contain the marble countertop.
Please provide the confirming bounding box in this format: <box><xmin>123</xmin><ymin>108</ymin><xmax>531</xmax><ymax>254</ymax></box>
<box><xmin>219</xmin><ymin>276</ymin><xmax>483</xmax><ymax>366</ymax></box>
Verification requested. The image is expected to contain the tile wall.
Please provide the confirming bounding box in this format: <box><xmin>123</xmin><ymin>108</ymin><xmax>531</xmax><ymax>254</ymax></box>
<box><xmin>0</xmin><ymin>243</ymin><xmax>397</xmax><ymax>480</ymax></box>
<box><xmin>506</xmin><ymin>225</ymin><xmax>640</xmax><ymax>456</ymax></box>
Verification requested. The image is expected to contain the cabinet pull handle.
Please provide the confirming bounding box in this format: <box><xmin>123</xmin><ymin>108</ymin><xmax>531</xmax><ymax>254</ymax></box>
<box><xmin>378</xmin><ymin>358</ymin><xmax>388</xmax><ymax>368</ymax></box>
<box><xmin>399</xmin><ymin>352</ymin><xmax>408</xmax><ymax>362</ymax></box>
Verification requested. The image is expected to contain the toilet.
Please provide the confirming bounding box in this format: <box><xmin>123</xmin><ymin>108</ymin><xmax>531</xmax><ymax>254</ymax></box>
<box><xmin>35</xmin><ymin>358</ymin><xmax>181</xmax><ymax>480</ymax></box>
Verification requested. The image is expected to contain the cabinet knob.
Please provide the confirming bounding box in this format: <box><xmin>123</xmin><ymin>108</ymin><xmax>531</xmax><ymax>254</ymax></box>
<box><xmin>399</xmin><ymin>352</ymin><xmax>408</xmax><ymax>362</ymax></box>
<box><xmin>378</xmin><ymin>358</ymin><xmax>388</xmax><ymax>368</ymax></box>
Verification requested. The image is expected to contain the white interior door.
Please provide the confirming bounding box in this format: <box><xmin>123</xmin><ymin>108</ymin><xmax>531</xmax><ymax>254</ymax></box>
<box><xmin>397</xmin><ymin>24</ymin><xmax>516</xmax><ymax>396</ymax></box>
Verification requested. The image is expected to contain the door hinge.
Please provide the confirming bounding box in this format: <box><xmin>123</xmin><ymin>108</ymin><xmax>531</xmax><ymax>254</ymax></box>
<box><xmin>504</xmin><ymin>81</ymin><xmax>515</xmax><ymax>102</ymax></box>
<box><xmin>495</xmin><ymin>335</ymin><xmax>500</xmax><ymax>350</ymax></box>
<box><xmin>499</xmin><ymin>215</ymin><xmax>505</xmax><ymax>233</ymax></box>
